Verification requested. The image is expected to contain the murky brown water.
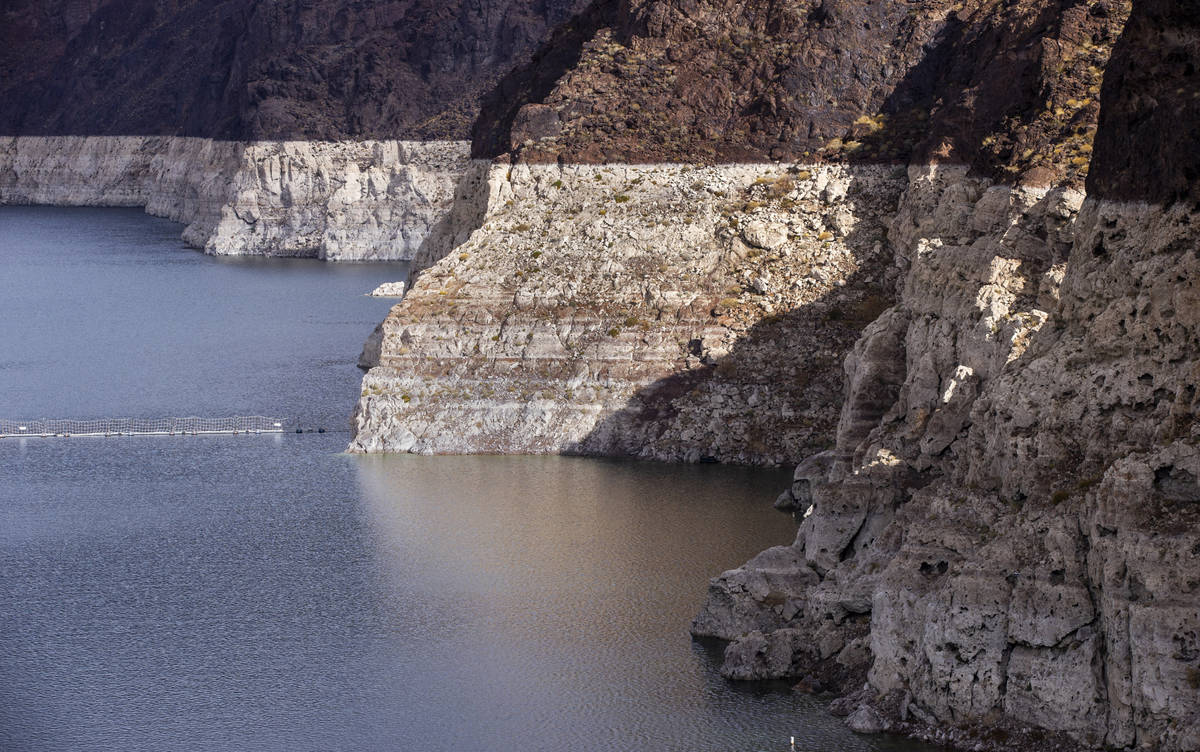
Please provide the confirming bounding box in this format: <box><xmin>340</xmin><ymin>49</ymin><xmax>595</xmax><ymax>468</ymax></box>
<box><xmin>0</xmin><ymin>207</ymin><xmax>938</xmax><ymax>752</ymax></box>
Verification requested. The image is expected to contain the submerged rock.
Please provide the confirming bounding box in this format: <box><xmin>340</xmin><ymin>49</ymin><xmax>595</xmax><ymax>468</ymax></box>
<box><xmin>368</xmin><ymin>281</ymin><xmax>408</xmax><ymax>297</ymax></box>
<box><xmin>846</xmin><ymin>705</ymin><xmax>887</xmax><ymax>735</ymax></box>
<box><xmin>358</xmin><ymin>322</ymin><xmax>385</xmax><ymax>370</ymax></box>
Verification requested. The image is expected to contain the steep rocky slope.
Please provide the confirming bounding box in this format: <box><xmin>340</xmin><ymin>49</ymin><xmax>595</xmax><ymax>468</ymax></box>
<box><xmin>354</xmin><ymin>0</ymin><xmax>1199</xmax><ymax>747</ymax></box>
<box><xmin>691</xmin><ymin>1</ymin><xmax>1200</xmax><ymax>749</ymax></box>
<box><xmin>0</xmin><ymin>137</ymin><xmax>468</xmax><ymax>260</ymax></box>
<box><xmin>1</xmin><ymin>0</ymin><xmax>588</xmax><ymax>140</ymax></box>
<box><xmin>475</xmin><ymin>0</ymin><xmax>1127</xmax><ymax>183</ymax></box>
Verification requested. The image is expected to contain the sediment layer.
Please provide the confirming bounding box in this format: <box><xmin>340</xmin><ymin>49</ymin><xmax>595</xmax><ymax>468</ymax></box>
<box><xmin>351</xmin><ymin>161</ymin><xmax>907</xmax><ymax>465</ymax></box>
<box><xmin>0</xmin><ymin>136</ymin><xmax>469</xmax><ymax>260</ymax></box>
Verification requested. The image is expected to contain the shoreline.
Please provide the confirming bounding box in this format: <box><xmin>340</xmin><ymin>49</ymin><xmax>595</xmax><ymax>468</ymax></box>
<box><xmin>0</xmin><ymin>136</ymin><xmax>470</xmax><ymax>261</ymax></box>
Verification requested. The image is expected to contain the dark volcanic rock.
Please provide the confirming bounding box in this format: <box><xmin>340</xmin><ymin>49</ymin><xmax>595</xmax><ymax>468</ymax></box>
<box><xmin>1089</xmin><ymin>0</ymin><xmax>1200</xmax><ymax>204</ymax></box>
<box><xmin>474</xmin><ymin>0</ymin><xmax>1129</xmax><ymax>185</ymax></box>
<box><xmin>0</xmin><ymin>0</ymin><xmax>588</xmax><ymax>139</ymax></box>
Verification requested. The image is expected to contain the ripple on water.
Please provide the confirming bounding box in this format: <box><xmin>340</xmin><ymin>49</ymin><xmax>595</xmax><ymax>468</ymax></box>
<box><xmin>0</xmin><ymin>207</ymin><xmax>939</xmax><ymax>752</ymax></box>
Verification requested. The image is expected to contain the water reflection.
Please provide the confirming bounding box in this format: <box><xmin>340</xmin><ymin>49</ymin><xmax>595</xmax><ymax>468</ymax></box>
<box><xmin>352</xmin><ymin>455</ymin><xmax>933</xmax><ymax>752</ymax></box>
<box><xmin>0</xmin><ymin>208</ymin><xmax>940</xmax><ymax>752</ymax></box>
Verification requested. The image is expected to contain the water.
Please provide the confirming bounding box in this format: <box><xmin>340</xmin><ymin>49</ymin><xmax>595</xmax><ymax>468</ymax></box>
<box><xmin>0</xmin><ymin>207</ymin><xmax>398</xmax><ymax>428</ymax></box>
<box><xmin>0</xmin><ymin>207</ymin><xmax>933</xmax><ymax>752</ymax></box>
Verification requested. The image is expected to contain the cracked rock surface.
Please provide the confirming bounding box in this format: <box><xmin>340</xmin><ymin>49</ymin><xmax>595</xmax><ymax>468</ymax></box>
<box><xmin>351</xmin><ymin>161</ymin><xmax>906</xmax><ymax>464</ymax></box>
<box><xmin>694</xmin><ymin>169</ymin><xmax>1200</xmax><ymax>750</ymax></box>
<box><xmin>0</xmin><ymin>137</ymin><xmax>469</xmax><ymax>260</ymax></box>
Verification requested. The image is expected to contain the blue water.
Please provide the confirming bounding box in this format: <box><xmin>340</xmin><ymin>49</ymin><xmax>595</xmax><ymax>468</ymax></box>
<box><xmin>0</xmin><ymin>207</ymin><xmax>401</xmax><ymax>428</ymax></box>
<box><xmin>0</xmin><ymin>207</ymin><xmax>932</xmax><ymax>752</ymax></box>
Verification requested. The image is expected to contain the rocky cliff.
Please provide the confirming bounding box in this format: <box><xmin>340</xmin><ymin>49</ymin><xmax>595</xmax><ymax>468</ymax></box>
<box><xmin>1</xmin><ymin>0</ymin><xmax>588</xmax><ymax>140</ymax></box>
<box><xmin>354</xmin><ymin>0</ymin><xmax>1199</xmax><ymax>747</ymax></box>
<box><xmin>0</xmin><ymin>137</ymin><xmax>468</xmax><ymax>260</ymax></box>
<box><xmin>1</xmin><ymin>0</ymin><xmax>585</xmax><ymax>259</ymax></box>
<box><xmin>352</xmin><ymin>160</ymin><xmax>905</xmax><ymax>462</ymax></box>
<box><xmin>694</xmin><ymin>166</ymin><xmax>1200</xmax><ymax>750</ymax></box>
<box><xmin>690</xmin><ymin>1</ymin><xmax>1200</xmax><ymax>749</ymax></box>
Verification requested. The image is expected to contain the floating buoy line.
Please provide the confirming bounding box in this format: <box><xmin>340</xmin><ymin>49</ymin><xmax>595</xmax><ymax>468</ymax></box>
<box><xmin>0</xmin><ymin>416</ymin><xmax>286</xmax><ymax>439</ymax></box>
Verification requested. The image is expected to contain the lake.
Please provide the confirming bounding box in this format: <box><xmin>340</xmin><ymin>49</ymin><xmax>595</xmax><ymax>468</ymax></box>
<box><xmin>0</xmin><ymin>207</ymin><xmax>931</xmax><ymax>752</ymax></box>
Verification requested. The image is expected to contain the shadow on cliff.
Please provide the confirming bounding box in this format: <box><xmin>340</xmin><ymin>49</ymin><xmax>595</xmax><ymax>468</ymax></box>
<box><xmin>567</xmin><ymin>215</ymin><xmax>897</xmax><ymax>468</ymax></box>
<box><xmin>849</xmin><ymin>0</ymin><xmax>1126</xmax><ymax>185</ymax></box>
<box><xmin>0</xmin><ymin>0</ymin><xmax>593</xmax><ymax>141</ymax></box>
<box><xmin>550</xmin><ymin>0</ymin><xmax>1112</xmax><ymax>466</ymax></box>
<box><xmin>473</xmin><ymin>0</ymin><xmax>1119</xmax><ymax>186</ymax></box>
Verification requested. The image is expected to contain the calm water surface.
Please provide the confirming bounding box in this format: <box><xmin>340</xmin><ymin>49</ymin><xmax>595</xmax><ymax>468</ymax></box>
<box><xmin>0</xmin><ymin>208</ymin><xmax>934</xmax><ymax>752</ymax></box>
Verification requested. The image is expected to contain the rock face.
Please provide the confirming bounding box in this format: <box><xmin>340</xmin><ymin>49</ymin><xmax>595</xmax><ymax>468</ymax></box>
<box><xmin>1</xmin><ymin>0</ymin><xmax>589</xmax><ymax>140</ymax></box>
<box><xmin>475</xmin><ymin>0</ymin><xmax>1128</xmax><ymax>184</ymax></box>
<box><xmin>350</xmin><ymin>161</ymin><xmax>906</xmax><ymax>463</ymax></box>
<box><xmin>0</xmin><ymin>136</ymin><xmax>469</xmax><ymax>260</ymax></box>
<box><xmin>353</xmin><ymin>0</ymin><xmax>1199</xmax><ymax>746</ymax></box>
<box><xmin>688</xmin><ymin>0</ymin><xmax>1200</xmax><ymax>744</ymax></box>
<box><xmin>696</xmin><ymin>167</ymin><xmax>1200</xmax><ymax>751</ymax></box>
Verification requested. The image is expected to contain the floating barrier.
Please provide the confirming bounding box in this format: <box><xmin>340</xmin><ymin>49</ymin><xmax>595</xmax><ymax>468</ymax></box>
<box><xmin>0</xmin><ymin>416</ymin><xmax>285</xmax><ymax>438</ymax></box>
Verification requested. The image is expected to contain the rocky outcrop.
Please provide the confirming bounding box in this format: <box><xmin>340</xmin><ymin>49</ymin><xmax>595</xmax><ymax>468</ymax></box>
<box><xmin>0</xmin><ymin>136</ymin><xmax>469</xmax><ymax>260</ymax></box>
<box><xmin>351</xmin><ymin>161</ymin><xmax>906</xmax><ymax>463</ymax></box>
<box><xmin>348</xmin><ymin>0</ymin><xmax>1197</xmax><ymax>745</ymax></box>
<box><xmin>475</xmin><ymin>0</ymin><xmax>1128</xmax><ymax>185</ymax></box>
<box><xmin>696</xmin><ymin>170</ymin><xmax>1200</xmax><ymax>749</ymax></box>
<box><xmin>694</xmin><ymin>103</ymin><xmax>1200</xmax><ymax>752</ymax></box>
<box><xmin>1</xmin><ymin>0</ymin><xmax>589</xmax><ymax>140</ymax></box>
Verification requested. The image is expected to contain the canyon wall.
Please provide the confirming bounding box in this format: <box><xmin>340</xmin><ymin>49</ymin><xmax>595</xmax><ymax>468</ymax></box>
<box><xmin>0</xmin><ymin>137</ymin><xmax>469</xmax><ymax>260</ymax></box>
<box><xmin>694</xmin><ymin>168</ymin><xmax>1200</xmax><ymax>751</ymax></box>
<box><xmin>5</xmin><ymin>0</ymin><xmax>1193</xmax><ymax>746</ymax></box>
<box><xmin>353</xmin><ymin>0</ymin><xmax>1200</xmax><ymax>748</ymax></box>
<box><xmin>351</xmin><ymin>0</ymin><xmax>1130</xmax><ymax>460</ymax></box>
<box><xmin>352</xmin><ymin>160</ymin><xmax>905</xmax><ymax>464</ymax></box>
<box><xmin>1</xmin><ymin>0</ymin><xmax>589</xmax><ymax>140</ymax></box>
<box><xmin>689</xmin><ymin>1</ymin><xmax>1200</xmax><ymax>749</ymax></box>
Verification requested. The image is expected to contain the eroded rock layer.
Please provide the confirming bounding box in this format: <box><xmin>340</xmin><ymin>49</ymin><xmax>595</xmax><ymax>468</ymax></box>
<box><xmin>351</xmin><ymin>161</ymin><xmax>906</xmax><ymax>464</ymax></box>
<box><xmin>695</xmin><ymin>171</ymin><xmax>1200</xmax><ymax>752</ymax></box>
<box><xmin>0</xmin><ymin>136</ymin><xmax>469</xmax><ymax>260</ymax></box>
